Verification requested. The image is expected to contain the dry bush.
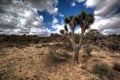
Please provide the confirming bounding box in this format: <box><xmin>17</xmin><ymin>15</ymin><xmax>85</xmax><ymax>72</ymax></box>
<box><xmin>107</xmin><ymin>42</ymin><xmax>119</xmax><ymax>51</ymax></box>
<box><xmin>88</xmin><ymin>77</ymin><xmax>100</xmax><ymax>80</ymax></box>
<box><xmin>0</xmin><ymin>53</ymin><xmax>6</xmax><ymax>57</ymax></box>
<box><xmin>62</xmin><ymin>38</ymin><xmax>73</xmax><ymax>51</ymax></box>
<box><xmin>92</xmin><ymin>62</ymin><xmax>114</xmax><ymax>80</ymax></box>
<box><xmin>113</xmin><ymin>62</ymin><xmax>120</xmax><ymax>72</ymax></box>
<box><xmin>47</xmin><ymin>48</ymin><xmax>71</xmax><ymax>63</ymax></box>
<box><xmin>83</xmin><ymin>45</ymin><xmax>93</xmax><ymax>57</ymax></box>
<box><xmin>36</xmin><ymin>44</ymin><xmax>49</xmax><ymax>48</ymax></box>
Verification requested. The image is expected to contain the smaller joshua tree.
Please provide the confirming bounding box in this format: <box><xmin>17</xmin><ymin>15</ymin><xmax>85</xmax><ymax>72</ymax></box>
<box><xmin>60</xmin><ymin>29</ymin><xmax>65</xmax><ymax>36</ymax></box>
<box><xmin>61</xmin><ymin>10</ymin><xmax>95</xmax><ymax>63</ymax></box>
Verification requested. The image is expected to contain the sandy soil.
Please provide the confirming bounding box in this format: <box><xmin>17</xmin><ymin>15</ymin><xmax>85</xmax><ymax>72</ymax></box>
<box><xmin>0</xmin><ymin>43</ymin><xmax>120</xmax><ymax>80</ymax></box>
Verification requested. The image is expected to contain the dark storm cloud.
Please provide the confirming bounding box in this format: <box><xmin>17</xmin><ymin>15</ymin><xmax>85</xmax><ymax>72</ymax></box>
<box><xmin>0</xmin><ymin>8</ymin><xmax>6</xmax><ymax>13</ymax></box>
<box><xmin>95</xmin><ymin>0</ymin><xmax>120</xmax><ymax>17</ymax></box>
<box><xmin>0</xmin><ymin>0</ymin><xmax>12</xmax><ymax>4</ymax></box>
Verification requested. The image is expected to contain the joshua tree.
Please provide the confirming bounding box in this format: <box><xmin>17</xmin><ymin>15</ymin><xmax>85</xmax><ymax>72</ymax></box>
<box><xmin>60</xmin><ymin>29</ymin><xmax>65</xmax><ymax>35</ymax></box>
<box><xmin>62</xmin><ymin>10</ymin><xmax>95</xmax><ymax>63</ymax></box>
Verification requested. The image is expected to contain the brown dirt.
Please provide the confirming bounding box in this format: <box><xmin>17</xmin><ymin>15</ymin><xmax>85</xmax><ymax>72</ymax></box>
<box><xmin>0</xmin><ymin>43</ymin><xmax>120</xmax><ymax>80</ymax></box>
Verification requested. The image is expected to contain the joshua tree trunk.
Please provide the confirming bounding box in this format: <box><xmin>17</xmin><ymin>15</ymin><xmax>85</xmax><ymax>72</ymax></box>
<box><xmin>78</xmin><ymin>30</ymin><xmax>85</xmax><ymax>49</ymax></box>
<box><xmin>74</xmin><ymin>48</ymin><xmax>79</xmax><ymax>63</ymax></box>
<box><xmin>73</xmin><ymin>30</ymin><xmax>85</xmax><ymax>63</ymax></box>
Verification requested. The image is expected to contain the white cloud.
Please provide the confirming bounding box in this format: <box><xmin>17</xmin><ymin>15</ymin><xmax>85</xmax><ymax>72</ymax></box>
<box><xmin>59</xmin><ymin>13</ymin><xmax>64</xmax><ymax>17</ymax></box>
<box><xmin>76</xmin><ymin>0</ymin><xmax>85</xmax><ymax>3</ymax></box>
<box><xmin>52</xmin><ymin>24</ymin><xmax>65</xmax><ymax>34</ymax></box>
<box><xmin>85</xmin><ymin>0</ymin><xmax>120</xmax><ymax>16</ymax></box>
<box><xmin>102</xmin><ymin>29</ymin><xmax>120</xmax><ymax>35</ymax></box>
<box><xmin>85</xmin><ymin>0</ymin><xmax>100</xmax><ymax>7</ymax></box>
<box><xmin>71</xmin><ymin>2</ymin><xmax>76</xmax><ymax>6</ymax></box>
<box><xmin>25</xmin><ymin>0</ymin><xmax>58</xmax><ymax>15</ymax></box>
<box><xmin>0</xmin><ymin>0</ymin><xmax>51</xmax><ymax>36</ymax></box>
<box><xmin>30</xmin><ymin>27</ymin><xmax>51</xmax><ymax>36</ymax></box>
<box><xmin>48</xmin><ymin>7</ymin><xmax>58</xmax><ymax>15</ymax></box>
<box><xmin>71</xmin><ymin>0</ymin><xmax>85</xmax><ymax>7</ymax></box>
<box><xmin>52</xmin><ymin>17</ymin><xmax>59</xmax><ymax>25</ymax></box>
<box><xmin>85</xmin><ymin>0</ymin><xmax>120</xmax><ymax>35</ymax></box>
<box><xmin>75</xmin><ymin>28</ymin><xmax>81</xmax><ymax>34</ymax></box>
<box><xmin>52</xmin><ymin>17</ymin><xmax>64</xmax><ymax>34</ymax></box>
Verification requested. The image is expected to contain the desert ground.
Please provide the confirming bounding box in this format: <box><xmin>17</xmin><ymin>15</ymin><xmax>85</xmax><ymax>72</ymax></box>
<box><xmin>0</xmin><ymin>0</ymin><xmax>120</xmax><ymax>80</ymax></box>
<box><xmin>0</xmin><ymin>39</ymin><xmax>120</xmax><ymax>80</ymax></box>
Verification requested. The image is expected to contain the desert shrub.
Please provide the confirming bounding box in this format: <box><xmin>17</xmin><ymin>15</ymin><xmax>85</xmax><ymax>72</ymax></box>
<box><xmin>92</xmin><ymin>62</ymin><xmax>114</xmax><ymax>80</ymax></box>
<box><xmin>61</xmin><ymin>51</ymin><xmax>71</xmax><ymax>60</ymax></box>
<box><xmin>113</xmin><ymin>62</ymin><xmax>120</xmax><ymax>72</ymax></box>
<box><xmin>107</xmin><ymin>43</ymin><xmax>119</xmax><ymax>51</ymax></box>
<box><xmin>36</xmin><ymin>44</ymin><xmax>50</xmax><ymax>48</ymax></box>
<box><xmin>84</xmin><ymin>29</ymin><xmax>102</xmax><ymax>44</ymax></box>
<box><xmin>88</xmin><ymin>77</ymin><xmax>100</xmax><ymax>80</ymax></box>
<box><xmin>0</xmin><ymin>53</ymin><xmax>6</xmax><ymax>57</ymax></box>
<box><xmin>34</xmin><ymin>38</ymin><xmax>40</xmax><ymax>43</ymax></box>
<box><xmin>81</xmin><ymin>65</ymin><xmax>87</xmax><ymax>70</ymax></box>
<box><xmin>74</xmin><ymin>34</ymin><xmax>80</xmax><ymax>44</ymax></box>
<box><xmin>83</xmin><ymin>45</ymin><xmax>93</xmax><ymax>57</ymax></box>
<box><xmin>62</xmin><ymin>38</ymin><xmax>73</xmax><ymax>51</ymax></box>
<box><xmin>47</xmin><ymin>49</ymin><xmax>71</xmax><ymax>63</ymax></box>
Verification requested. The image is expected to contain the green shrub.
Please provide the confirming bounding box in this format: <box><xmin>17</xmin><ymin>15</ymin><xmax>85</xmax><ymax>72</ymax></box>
<box><xmin>81</xmin><ymin>65</ymin><xmax>87</xmax><ymax>70</ymax></box>
<box><xmin>113</xmin><ymin>62</ymin><xmax>120</xmax><ymax>72</ymax></box>
<box><xmin>0</xmin><ymin>53</ymin><xmax>6</xmax><ymax>57</ymax></box>
<box><xmin>88</xmin><ymin>77</ymin><xmax>100</xmax><ymax>80</ymax></box>
<box><xmin>47</xmin><ymin>49</ymin><xmax>70</xmax><ymax>63</ymax></box>
<box><xmin>92</xmin><ymin>62</ymin><xmax>114</xmax><ymax>80</ymax></box>
<box><xmin>61</xmin><ymin>51</ymin><xmax>71</xmax><ymax>60</ymax></box>
<box><xmin>107</xmin><ymin>43</ymin><xmax>119</xmax><ymax>51</ymax></box>
<box><xmin>34</xmin><ymin>38</ymin><xmax>40</xmax><ymax>43</ymax></box>
<box><xmin>83</xmin><ymin>45</ymin><xmax>93</xmax><ymax>57</ymax></box>
<box><xmin>63</xmin><ymin>38</ymin><xmax>73</xmax><ymax>51</ymax></box>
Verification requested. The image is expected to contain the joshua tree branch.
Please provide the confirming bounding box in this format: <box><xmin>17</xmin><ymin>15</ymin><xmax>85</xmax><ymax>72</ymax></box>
<box><xmin>78</xmin><ymin>29</ymin><xmax>85</xmax><ymax>50</ymax></box>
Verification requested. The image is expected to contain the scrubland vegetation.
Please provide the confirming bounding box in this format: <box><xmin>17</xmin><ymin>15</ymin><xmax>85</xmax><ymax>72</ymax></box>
<box><xmin>0</xmin><ymin>30</ymin><xmax>120</xmax><ymax>80</ymax></box>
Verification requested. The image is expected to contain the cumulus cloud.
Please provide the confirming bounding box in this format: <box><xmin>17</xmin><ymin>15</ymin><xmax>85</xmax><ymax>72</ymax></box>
<box><xmin>52</xmin><ymin>24</ymin><xmax>64</xmax><ymax>34</ymax></box>
<box><xmin>0</xmin><ymin>0</ymin><xmax>58</xmax><ymax>36</ymax></box>
<box><xmin>30</xmin><ymin>27</ymin><xmax>51</xmax><ymax>37</ymax></box>
<box><xmin>76</xmin><ymin>0</ymin><xmax>85</xmax><ymax>3</ymax></box>
<box><xmin>85</xmin><ymin>0</ymin><xmax>120</xmax><ymax>16</ymax></box>
<box><xmin>25</xmin><ymin>0</ymin><xmax>58</xmax><ymax>14</ymax></box>
<box><xmin>71</xmin><ymin>0</ymin><xmax>85</xmax><ymax>7</ymax></box>
<box><xmin>85</xmin><ymin>0</ymin><xmax>120</xmax><ymax>35</ymax></box>
<box><xmin>71</xmin><ymin>2</ymin><xmax>76</xmax><ymax>6</ymax></box>
<box><xmin>59</xmin><ymin>12</ymin><xmax>64</xmax><ymax>17</ymax></box>
<box><xmin>52</xmin><ymin>17</ymin><xmax>59</xmax><ymax>25</ymax></box>
<box><xmin>51</xmin><ymin>17</ymin><xmax>64</xmax><ymax>34</ymax></box>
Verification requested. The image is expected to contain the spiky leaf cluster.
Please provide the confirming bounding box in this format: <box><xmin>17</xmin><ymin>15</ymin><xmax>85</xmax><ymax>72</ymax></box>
<box><xmin>76</xmin><ymin>10</ymin><xmax>95</xmax><ymax>30</ymax></box>
<box><xmin>64</xmin><ymin>10</ymin><xmax>94</xmax><ymax>33</ymax></box>
<box><xmin>60</xmin><ymin>29</ymin><xmax>65</xmax><ymax>35</ymax></box>
<box><xmin>64</xmin><ymin>15</ymin><xmax>78</xmax><ymax>31</ymax></box>
<box><xmin>64</xmin><ymin>24</ymin><xmax>68</xmax><ymax>32</ymax></box>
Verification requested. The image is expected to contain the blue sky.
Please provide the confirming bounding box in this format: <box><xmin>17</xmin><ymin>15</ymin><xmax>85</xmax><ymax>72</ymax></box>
<box><xmin>38</xmin><ymin>0</ymin><xmax>94</xmax><ymax>32</ymax></box>
<box><xmin>37</xmin><ymin>0</ymin><xmax>95</xmax><ymax>34</ymax></box>
<box><xmin>0</xmin><ymin>0</ymin><xmax>120</xmax><ymax>36</ymax></box>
